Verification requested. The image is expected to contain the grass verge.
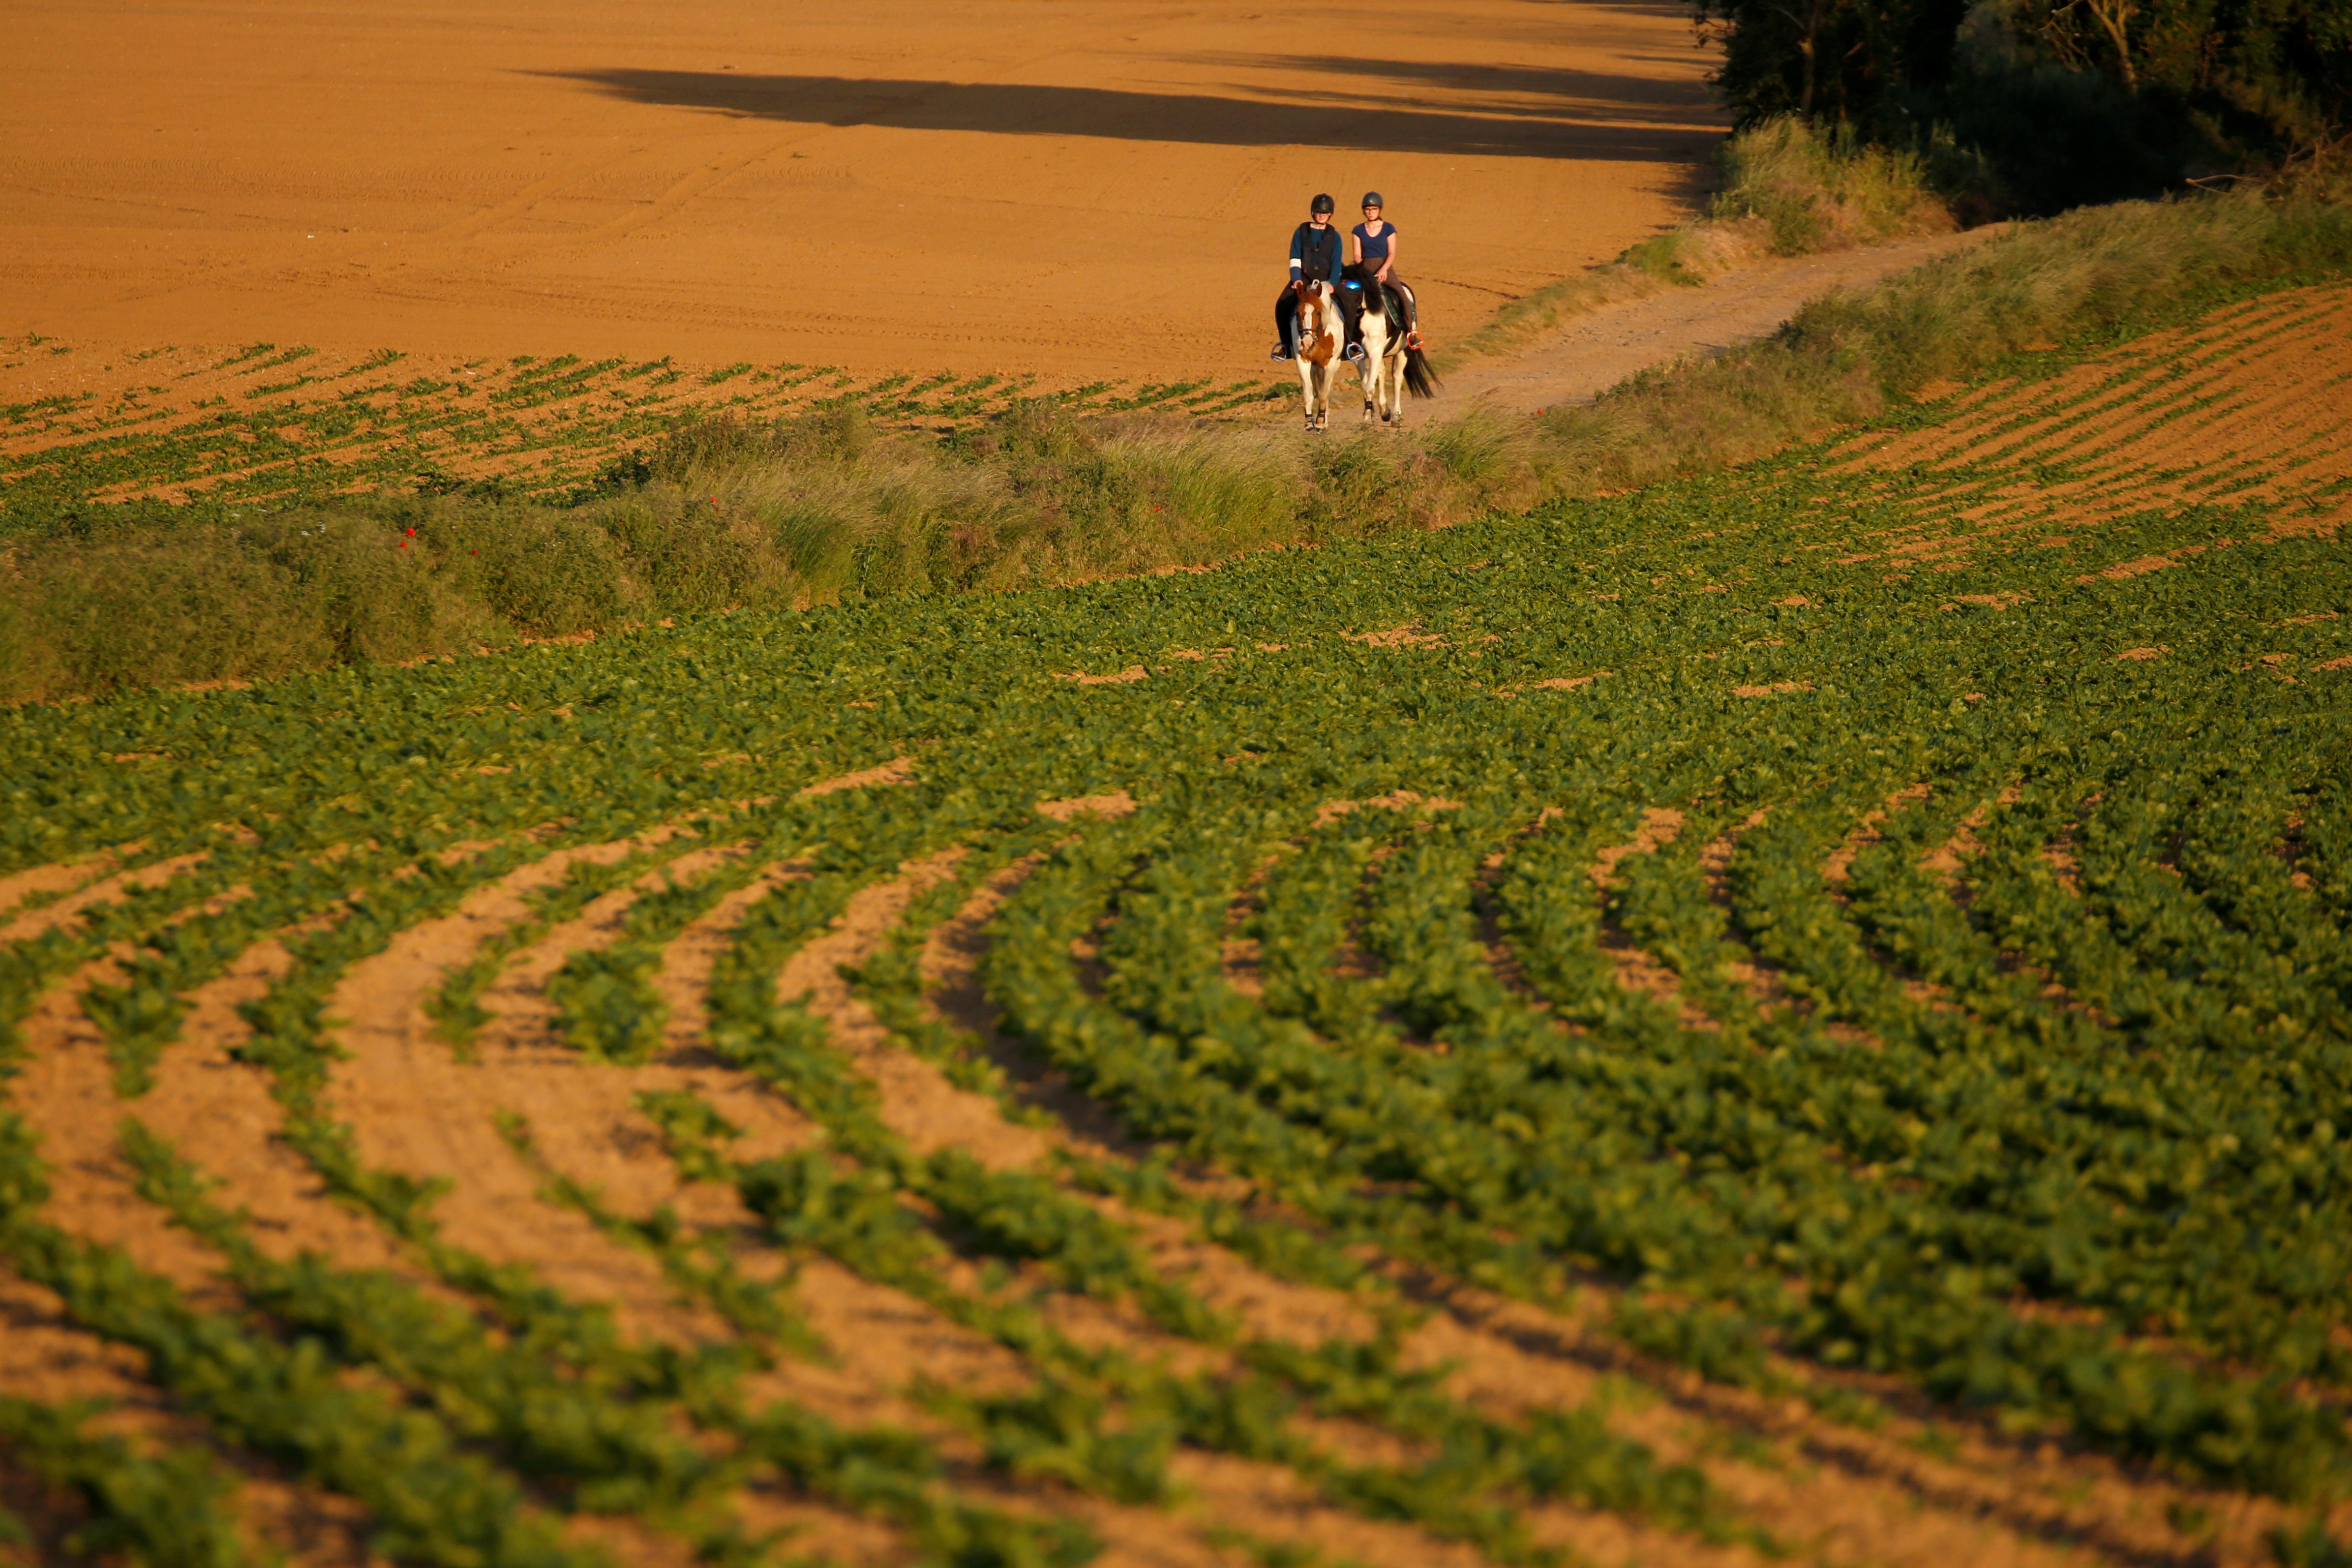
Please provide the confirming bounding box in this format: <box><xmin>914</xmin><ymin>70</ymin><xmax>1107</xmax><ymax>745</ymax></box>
<box><xmin>2</xmin><ymin>183</ymin><xmax>2347</xmax><ymax>705</ymax></box>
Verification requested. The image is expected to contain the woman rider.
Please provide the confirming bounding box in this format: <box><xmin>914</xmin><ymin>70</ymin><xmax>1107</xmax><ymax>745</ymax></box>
<box><xmin>1350</xmin><ymin>192</ymin><xmax>1421</xmax><ymax>350</ymax></box>
<box><xmin>1271</xmin><ymin>193</ymin><xmax>1363</xmax><ymax>362</ymax></box>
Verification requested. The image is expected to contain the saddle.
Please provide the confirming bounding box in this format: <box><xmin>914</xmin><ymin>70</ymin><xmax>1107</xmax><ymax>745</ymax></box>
<box><xmin>1338</xmin><ymin>269</ymin><xmax>1411</xmax><ymax>335</ymax></box>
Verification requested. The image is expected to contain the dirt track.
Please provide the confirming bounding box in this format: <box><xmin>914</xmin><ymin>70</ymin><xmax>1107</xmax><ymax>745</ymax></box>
<box><xmin>0</xmin><ymin>0</ymin><xmax>1723</xmax><ymax>387</ymax></box>
<box><xmin>1432</xmin><ymin>226</ymin><xmax>1997</xmax><ymax>412</ymax></box>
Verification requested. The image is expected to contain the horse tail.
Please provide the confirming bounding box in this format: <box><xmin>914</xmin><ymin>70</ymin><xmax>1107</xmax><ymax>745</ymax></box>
<box><xmin>1403</xmin><ymin>347</ymin><xmax>1439</xmax><ymax>399</ymax></box>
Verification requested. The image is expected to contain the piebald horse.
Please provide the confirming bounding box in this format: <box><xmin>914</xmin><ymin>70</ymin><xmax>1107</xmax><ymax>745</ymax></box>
<box><xmin>1289</xmin><ymin>279</ymin><xmax>1342</xmax><ymax>431</ymax></box>
<box><xmin>1343</xmin><ymin>263</ymin><xmax>1437</xmax><ymax>427</ymax></box>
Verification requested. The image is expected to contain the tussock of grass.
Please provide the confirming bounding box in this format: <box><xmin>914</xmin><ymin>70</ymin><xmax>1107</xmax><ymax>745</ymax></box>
<box><xmin>3</xmin><ymin>186</ymin><xmax>2347</xmax><ymax>704</ymax></box>
<box><xmin>1709</xmin><ymin>117</ymin><xmax>1956</xmax><ymax>254</ymax></box>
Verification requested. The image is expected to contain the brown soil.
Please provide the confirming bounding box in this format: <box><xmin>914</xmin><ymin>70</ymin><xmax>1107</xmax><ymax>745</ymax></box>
<box><xmin>1036</xmin><ymin>792</ymin><xmax>1139</xmax><ymax>823</ymax></box>
<box><xmin>0</xmin><ymin>852</ymin><xmax>208</xmax><ymax>948</ymax></box>
<box><xmin>0</xmin><ymin>853</ymin><xmax>126</xmax><ymax>927</ymax></box>
<box><xmin>0</xmin><ymin>0</ymin><xmax>1721</xmax><ymax>390</ymax></box>
<box><xmin>797</xmin><ymin>756</ymin><xmax>915</xmax><ymax>797</ymax></box>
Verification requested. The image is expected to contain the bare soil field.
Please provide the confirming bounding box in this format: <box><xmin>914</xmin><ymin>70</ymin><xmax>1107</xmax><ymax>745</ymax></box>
<box><xmin>0</xmin><ymin>0</ymin><xmax>1723</xmax><ymax>388</ymax></box>
<box><xmin>1829</xmin><ymin>279</ymin><xmax>2352</xmax><ymax>548</ymax></box>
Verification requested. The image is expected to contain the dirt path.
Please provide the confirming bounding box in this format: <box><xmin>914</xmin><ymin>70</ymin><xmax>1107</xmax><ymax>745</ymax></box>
<box><xmin>1428</xmin><ymin>227</ymin><xmax>1997</xmax><ymax>413</ymax></box>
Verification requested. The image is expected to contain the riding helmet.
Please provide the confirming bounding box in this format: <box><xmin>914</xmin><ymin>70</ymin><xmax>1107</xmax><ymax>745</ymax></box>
<box><xmin>1361</xmin><ymin>191</ymin><xmax>1384</xmax><ymax>208</ymax></box>
<box><xmin>1310</xmin><ymin>192</ymin><xmax>1335</xmax><ymax>214</ymax></box>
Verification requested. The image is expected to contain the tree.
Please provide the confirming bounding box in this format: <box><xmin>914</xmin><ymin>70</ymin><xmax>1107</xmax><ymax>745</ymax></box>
<box><xmin>2009</xmin><ymin>0</ymin><xmax>2352</xmax><ymax>140</ymax></box>
<box><xmin>1692</xmin><ymin>0</ymin><xmax>1973</xmax><ymax>125</ymax></box>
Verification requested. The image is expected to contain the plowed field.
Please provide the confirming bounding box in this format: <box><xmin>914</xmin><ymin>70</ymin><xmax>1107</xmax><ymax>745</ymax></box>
<box><xmin>4</xmin><ymin>284</ymin><xmax>2351</xmax><ymax>1568</ymax></box>
<box><xmin>0</xmin><ymin>0</ymin><xmax>1721</xmax><ymax>388</ymax></box>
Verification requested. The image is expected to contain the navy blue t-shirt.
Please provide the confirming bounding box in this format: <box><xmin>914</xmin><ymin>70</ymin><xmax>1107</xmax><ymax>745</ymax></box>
<box><xmin>1353</xmin><ymin>220</ymin><xmax>1396</xmax><ymax>264</ymax></box>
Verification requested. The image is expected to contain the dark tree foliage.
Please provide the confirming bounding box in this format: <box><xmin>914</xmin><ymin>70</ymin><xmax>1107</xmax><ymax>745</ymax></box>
<box><xmin>2013</xmin><ymin>0</ymin><xmax>2352</xmax><ymax>131</ymax></box>
<box><xmin>1694</xmin><ymin>0</ymin><xmax>1972</xmax><ymax>125</ymax></box>
<box><xmin>1693</xmin><ymin>0</ymin><xmax>2351</xmax><ymax>211</ymax></box>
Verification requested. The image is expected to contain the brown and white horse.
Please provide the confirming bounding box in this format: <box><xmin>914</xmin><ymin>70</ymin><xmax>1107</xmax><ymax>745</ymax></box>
<box><xmin>1344</xmin><ymin>265</ymin><xmax>1437</xmax><ymax>427</ymax></box>
<box><xmin>1290</xmin><ymin>279</ymin><xmax>1342</xmax><ymax>431</ymax></box>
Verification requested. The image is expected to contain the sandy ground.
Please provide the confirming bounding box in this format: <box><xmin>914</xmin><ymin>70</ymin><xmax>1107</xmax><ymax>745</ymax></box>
<box><xmin>0</xmin><ymin>0</ymin><xmax>1722</xmax><ymax>387</ymax></box>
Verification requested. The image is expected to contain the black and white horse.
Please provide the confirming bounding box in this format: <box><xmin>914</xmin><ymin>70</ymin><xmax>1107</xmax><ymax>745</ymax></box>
<box><xmin>1341</xmin><ymin>264</ymin><xmax>1437</xmax><ymax>426</ymax></box>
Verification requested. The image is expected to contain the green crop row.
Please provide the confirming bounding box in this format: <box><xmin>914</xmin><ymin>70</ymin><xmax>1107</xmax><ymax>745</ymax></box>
<box><xmin>682</xmin><ymin>811</ymin><xmax>1755</xmax><ymax>1560</ymax></box>
<box><xmin>0</xmin><ymin>1394</ymin><xmax>253</xmax><ymax>1568</ymax></box>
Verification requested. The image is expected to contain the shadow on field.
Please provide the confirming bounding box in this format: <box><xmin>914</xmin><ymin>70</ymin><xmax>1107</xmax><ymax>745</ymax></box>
<box><xmin>1175</xmin><ymin>53</ymin><xmax>1719</xmax><ymax>125</ymax></box>
<box><xmin>549</xmin><ymin>68</ymin><xmax>1719</xmax><ymax>163</ymax></box>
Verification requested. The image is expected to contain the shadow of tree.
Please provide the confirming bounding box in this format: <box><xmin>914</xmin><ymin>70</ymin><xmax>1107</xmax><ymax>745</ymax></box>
<box><xmin>547</xmin><ymin>68</ymin><xmax>1720</xmax><ymax>164</ymax></box>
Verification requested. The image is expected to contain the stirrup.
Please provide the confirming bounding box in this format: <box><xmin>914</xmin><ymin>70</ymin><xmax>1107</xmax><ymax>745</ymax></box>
<box><xmin>1269</xmin><ymin>343</ymin><xmax>1291</xmax><ymax>362</ymax></box>
<box><xmin>1344</xmin><ymin>342</ymin><xmax>1366</xmax><ymax>362</ymax></box>
<box><xmin>1403</xmin><ymin>329</ymin><xmax>1424</xmax><ymax>351</ymax></box>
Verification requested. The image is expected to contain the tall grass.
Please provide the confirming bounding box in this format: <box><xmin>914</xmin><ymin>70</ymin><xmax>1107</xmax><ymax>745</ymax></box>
<box><xmin>1707</xmin><ymin>117</ymin><xmax>1957</xmax><ymax>253</ymax></box>
<box><xmin>4</xmin><ymin>186</ymin><xmax>2347</xmax><ymax>705</ymax></box>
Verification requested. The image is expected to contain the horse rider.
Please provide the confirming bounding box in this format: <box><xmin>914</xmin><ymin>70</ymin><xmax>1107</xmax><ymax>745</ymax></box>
<box><xmin>1271</xmin><ymin>192</ymin><xmax>1365</xmax><ymax>363</ymax></box>
<box><xmin>1351</xmin><ymin>192</ymin><xmax>1422</xmax><ymax>350</ymax></box>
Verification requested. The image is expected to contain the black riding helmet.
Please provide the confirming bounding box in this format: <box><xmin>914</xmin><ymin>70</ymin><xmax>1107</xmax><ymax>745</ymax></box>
<box><xmin>1310</xmin><ymin>192</ymin><xmax>1335</xmax><ymax>214</ymax></box>
<box><xmin>1361</xmin><ymin>191</ymin><xmax>1384</xmax><ymax>208</ymax></box>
